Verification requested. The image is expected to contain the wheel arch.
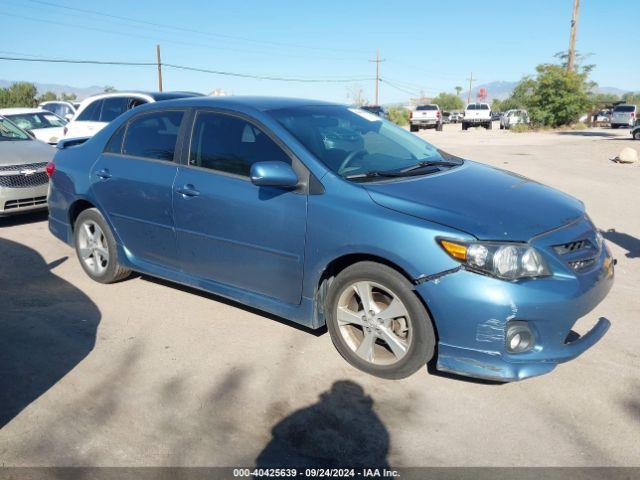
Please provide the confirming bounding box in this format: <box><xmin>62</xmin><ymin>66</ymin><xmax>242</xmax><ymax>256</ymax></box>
<box><xmin>312</xmin><ymin>252</ymin><xmax>435</xmax><ymax>329</ymax></box>
<box><xmin>68</xmin><ymin>198</ymin><xmax>96</xmax><ymax>230</ymax></box>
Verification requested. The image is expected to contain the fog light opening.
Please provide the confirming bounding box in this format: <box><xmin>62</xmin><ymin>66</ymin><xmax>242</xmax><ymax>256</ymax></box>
<box><xmin>506</xmin><ymin>321</ymin><xmax>534</xmax><ymax>353</ymax></box>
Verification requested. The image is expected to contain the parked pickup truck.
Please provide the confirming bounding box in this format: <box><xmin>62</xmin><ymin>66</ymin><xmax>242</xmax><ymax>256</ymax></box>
<box><xmin>462</xmin><ymin>102</ymin><xmax>492</xmax><ymax>130</ymax></box>
<box><xmin>410</xmin><ymin>104</ymin><xmax>443</xmax><ymax>132</ymax></box>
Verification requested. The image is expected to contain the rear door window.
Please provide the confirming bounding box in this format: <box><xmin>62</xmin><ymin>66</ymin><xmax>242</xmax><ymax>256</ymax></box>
<box><xmin>76</xmin><ymin>100</ymin><xmax>103</xmax><ymax>121</ymax></box>
<box><xmin>122</xmin><ymin>110</ymin><xmax>184</xmax><ymax>161</ymax></box>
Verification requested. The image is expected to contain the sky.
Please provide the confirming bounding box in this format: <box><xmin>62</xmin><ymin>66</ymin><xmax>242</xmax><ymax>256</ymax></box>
<box><xmin>0</xmin><ymin>0</ymin><xmax>637</xmax><ymax>103</ymax></box>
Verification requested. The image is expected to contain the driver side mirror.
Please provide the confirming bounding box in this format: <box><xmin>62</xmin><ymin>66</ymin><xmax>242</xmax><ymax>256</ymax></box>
<box><xmin>250</xmin><ymin>161</ymin><xmax>298</xmax><ymax>188</ymax></box>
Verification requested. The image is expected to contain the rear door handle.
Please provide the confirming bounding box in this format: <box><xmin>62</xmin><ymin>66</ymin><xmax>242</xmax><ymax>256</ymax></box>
<box><xmin>175</xmin><ymin>184</ymin><xmax>200</xmax><ymax>198</ymax></box>
<box><xmin>95</xmin><ymin>168</ymin><xmax>111</xmax><ymax>179</ymax></box>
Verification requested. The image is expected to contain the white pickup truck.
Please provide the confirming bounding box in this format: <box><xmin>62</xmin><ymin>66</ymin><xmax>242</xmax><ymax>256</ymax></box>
<box><xmin>410</xmin><ymin>104</ymin><xmax>443</xmax><ymax>132</ymax></box>
<box><xmin>462</xmin><ymin>102</ymin><xmax>492</xmax><ymax>130</ymax></box>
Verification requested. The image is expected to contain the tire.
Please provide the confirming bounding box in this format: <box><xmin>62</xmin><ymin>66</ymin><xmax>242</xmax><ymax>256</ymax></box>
<box><xmin>486</xmin><ymin>122</ymin><xmax>492</xmax><ymax>130</ymax></box>
<box><xmin>74</xmin><ymin>208</ymin><xmax>131</xmax><ymax>284</ymax></box>
<box><xmin>634</xmin><ymin>130</ymin><xmax>640</xmax><ymax>140</ymax></box>
<box><xmin>324</xmin><ymin>261</ymin><xmax>435</xmax><ymax>379</ymax></box>
<box><xmin>500</xmin><ymin>124</ymin><xmax>504</xmax><ymax>130</ymax></box>
<box><xmin>462</xmin><ymin>123</ymin><xmax>468</xmax><ymax>131</ymax></box>
<box><xmin>436</xmin><ymin>122</ymin><xmax>443</xmax><ymax>132</ymax></box>
<box><xmin>410</xmin><ymin>124</ymin><xmax>418</xmax><ymax>132</ymax></box>
<box><xmin>611</xmin><ymin>124</ymin><xmax>619</xmax><ymax>129</ymax></box>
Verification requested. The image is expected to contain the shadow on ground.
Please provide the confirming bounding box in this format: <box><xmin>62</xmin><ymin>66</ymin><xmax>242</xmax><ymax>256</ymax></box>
<box><xmin>555</xmin><ymin>131</ymin><xmax>620</xmax><ymax>138</ymax></box>
<box><xmin>0</xmin><ymin>210</ymin><xmax>48</xmax><ymax>227</ymax></box>
<box><xmin>256</xmin><ymin>380</ymin><xmax>389</xmax><ymax>468</ymax></box>
<box><xmin>601</xmin><ymin>229</ymin><xmax>640</xmax><ymax>259</ymax></box>
<box><xmin>0</xmin><ymin>238</ymin><xmax>100</xmax><ymax>428</ymax></box>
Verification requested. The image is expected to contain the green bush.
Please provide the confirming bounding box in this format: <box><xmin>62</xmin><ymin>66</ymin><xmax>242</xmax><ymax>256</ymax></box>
<box><xmin>388</xmin><ymin>107</ymin><xmax>410</xmax><ymax>126</ymax></box>
<box><xmin>509</xmin><ymin>124</ymin><xmax>532</xmax><ymax>133</ymax></box>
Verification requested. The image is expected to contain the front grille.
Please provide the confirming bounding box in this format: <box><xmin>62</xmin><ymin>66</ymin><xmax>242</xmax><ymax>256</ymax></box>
<box><xmin>0</xmin><ymin>162</ymin><xmax>49</xmax><ymax>188</ymax></box>
<box><xmin>553</xmin><ymin>236</ymin><xmax>600</xmax><ymax>272</ymax></box>
<box><xmin>4</xmin><ymin>196</ymin><xmax>47</xmax><ymax>210</ymax></box>
<box><xmin>0</xmin><ymin>161</ymin><xmax>47</xmax><ymax>172</ymax></box>
<box><xmin>553</xmin><ymin>239</ymin><xmax>593</xmax><ymax>255</ymax></box>
<box><xmin>0</xmin><ymin>172</ymin><xmax>49</xmax><ymax>188</ymax></box>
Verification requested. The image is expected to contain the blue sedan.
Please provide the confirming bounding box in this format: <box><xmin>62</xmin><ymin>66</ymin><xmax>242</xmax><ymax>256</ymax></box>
<box><xmin>47</xmin><ymin>96</ymin><xmax>614</xmax><ymax>381</ymax></box>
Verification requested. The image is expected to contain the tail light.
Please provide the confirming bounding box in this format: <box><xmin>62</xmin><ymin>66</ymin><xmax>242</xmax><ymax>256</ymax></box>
<box><xmin>63</xmin><ymin>126</ymin><xmax>68</xmax><ymax>135</ymax></box>
<box><xmin>45</xmin><ymin>161</ymin><xmax>55</xmax><ymax>178</ymax></box>
<box><xmin>437</xmin><ymin>111</ymin><xmax>441</xmax><ymax>119</ymax></box>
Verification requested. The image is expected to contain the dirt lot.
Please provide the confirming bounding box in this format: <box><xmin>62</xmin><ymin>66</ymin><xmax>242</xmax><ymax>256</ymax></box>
<box><xmin>1</xmin><ymin>125</ymin><xmax>639</xmax><ymax>467</ymax></box>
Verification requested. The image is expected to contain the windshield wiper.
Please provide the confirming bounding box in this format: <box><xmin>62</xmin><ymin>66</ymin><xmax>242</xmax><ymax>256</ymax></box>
<box><xmin>344</xmin><ymin>170</ymin><xmax>407</xmax><ymax>180</ymax></box>
<box><xmin>398</xmin><ymin>159</ymin><xmax>461</xmax><ymax>173</ymax></box>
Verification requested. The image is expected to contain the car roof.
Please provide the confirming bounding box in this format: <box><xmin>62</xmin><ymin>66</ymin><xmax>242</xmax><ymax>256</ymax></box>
<box><xmin>0</xmin><ymin>108</ymin><xmax>48</xmax><ymax>115</ymax></box>
<box><xmin>137</xmin><ymin>96</ymin><xmax>342</xmax><ymax>112</ymax></box>
<box><xmin>39</xmin><ymin>100</ymin><xmax>75</xmax><ymax>106</ymax></box>
<box><xmin>82</xmin><ymin>91</ymin><xmax>203</xmax><ymax>102</ymax></box>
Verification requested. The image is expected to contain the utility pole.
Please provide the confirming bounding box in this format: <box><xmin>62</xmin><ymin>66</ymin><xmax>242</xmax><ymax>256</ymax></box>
<box><xmin>466</xmin><ymin>72</ymin><xmax>474</xmax><ymax>105</ymax></box>
<box><xmin>567</xmin><ymin>0</ymin><xmax>580</xmax><ymax>71</ymax></box>
<box><xmin>156</xmin><ymin>44</ymin><xmax>163</xmax><ymax>92</ymax></box>
<box><xmin>369</xmin><ymin>50</ymin><xmax>385</xmax><ymax>105</ymax></box>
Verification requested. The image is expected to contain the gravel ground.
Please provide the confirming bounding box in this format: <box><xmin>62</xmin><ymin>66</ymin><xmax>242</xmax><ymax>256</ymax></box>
<box><xmin>0</xmin><ymin>125</ymin><xmax>638</xmax><ymax>467</ymax></box>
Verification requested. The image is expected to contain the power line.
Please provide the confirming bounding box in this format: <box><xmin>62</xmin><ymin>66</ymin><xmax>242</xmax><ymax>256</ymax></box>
<box><xmin>0</xmin><ymin>55</ymin><xmax>375</xmax><ymax>84</ymax></box>
<box><xmin>379</xmin><ymin>78</ymin><xmax>421</xmax><ymax>98</ymax></box>
<box><xmin>23</xmin><ymin>0</ymin><xmax>368</xmax><ymax>56</ymax></box>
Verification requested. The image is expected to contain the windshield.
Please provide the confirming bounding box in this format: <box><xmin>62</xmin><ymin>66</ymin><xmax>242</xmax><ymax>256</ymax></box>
<box><xmin>613</xmin><ymin>105</ymin><xmax>635</xmax><ymax>113</ymax></box>
<box><xmin>416</xmin><ymin>105</ymin><xmax>437</xmax><ymax>111</ymax></box>
<box><xmin>0</xmin><ymin>117</ymin><xmax>31</xmax><ymax>141</ymax></box>
<box><xmin>5</xmin><ymin>112</ymin><xmax>66</xmax><ymax>131</ymax></box>
<box><xmin>269</xmin><ymin>105</ymin><xmax>449</xmax><ymax>179</ymax></box>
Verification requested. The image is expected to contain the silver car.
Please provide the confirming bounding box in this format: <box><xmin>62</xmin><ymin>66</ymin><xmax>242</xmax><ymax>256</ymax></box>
<box><xmin>0</xmin><ymin>116</ymin><xmax>54</xmax><ymax>216</ymax></box>
<box><xmin>610</xmin><ymin>104</ymin><xmax>637</xmax><ymax>129</ymax></box>
<box><xmin>500</xmin><ymin>109</ymin><xmax>530</xmax><ymax>130</ymax></box>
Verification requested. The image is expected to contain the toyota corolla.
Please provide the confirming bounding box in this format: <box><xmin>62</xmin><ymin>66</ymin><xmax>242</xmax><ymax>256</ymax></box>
<box><xmin>47</xmin><ymin>97</ymin><xmax>614</xmax><ymax>381</ymax></box>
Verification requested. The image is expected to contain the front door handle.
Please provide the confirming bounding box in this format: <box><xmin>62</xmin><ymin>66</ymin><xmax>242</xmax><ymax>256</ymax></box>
<box><xmin>175</xmin><ymin>184</ymin><xmax>200</xmax><ymax>198</ymax></box>
<box><xmin>95</xmin><ymin>168</ymin><xmax>111</xmax><ymax>179</ymax></box>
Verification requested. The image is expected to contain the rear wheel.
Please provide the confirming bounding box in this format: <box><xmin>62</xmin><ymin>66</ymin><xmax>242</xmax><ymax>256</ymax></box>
<box><xmin>74</xmin><ymin>208</ymin><xmax>131</xmax><ymax>284</ymax></box>
<box><xmin>410</xmin><ymin>124</ymin><xmax>418</xmax><ymax>132</ymax></box>
<box><xmin>325</xmin><ymin>262</ymin><xmax>435</xmax><ymax>379</ymax></box>
<box><xmin>462</xmin><ymin>123</ymin><xmax>468</xmax><ymax>131</ymax></box>
<box><xmin>486</xmin><ymin>122</ymin><xmax>492</xmax><ymax>130</ymax></box>
<box><xmin>436</xmin><ymin>122</ymin><xmax>443</xmax><ymax>132</ymax></box>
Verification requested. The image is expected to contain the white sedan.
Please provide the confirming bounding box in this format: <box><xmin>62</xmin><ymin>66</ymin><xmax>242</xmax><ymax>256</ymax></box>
<box><xmin>0</xmin><ymin>108</ymin><xmax>67</xmax><ymax>145</ymax></box>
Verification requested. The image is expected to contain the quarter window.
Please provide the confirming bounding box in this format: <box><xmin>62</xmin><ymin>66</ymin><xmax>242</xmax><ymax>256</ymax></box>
<box><xmin>122</xmin><ymin>110</ymin><xmax>184</xmax><ymax>161</ymax></box>
<box><xmin>104</xmin><ymin>125</ymin><xmax>126</xmax><ymax>154</ymax></box>
<box><xmin>189</xmin><ymin>112</ymin><xmax>290</xmax><ymax>177</ymax></box>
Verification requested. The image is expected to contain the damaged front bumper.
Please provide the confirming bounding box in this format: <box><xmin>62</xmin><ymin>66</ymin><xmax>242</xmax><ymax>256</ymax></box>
<box><xmin>415</xmin><ymin>219</ymin><xmax>615</xmax><ymax>382</ymax></box>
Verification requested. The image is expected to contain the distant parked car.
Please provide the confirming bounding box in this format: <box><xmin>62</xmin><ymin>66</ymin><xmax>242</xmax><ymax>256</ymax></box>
<box><xmin>449</xmin><ymin>112</ymin><xmax>463</xmax><ymax>124</ymax></box>
<box><xmin>441</xmin><ymin>111</ymin><xmax>451</xmax><ymax>124</ymax></box>
<box><xmin>0</xmin><ymin>115</ymin><xmax>54</xmax><ymax>216</ymax></box>
<box><xmin>39</xmin><ymin>101</ymin><xmax>77</xmax><ymax>121</ymax></box>
<box><xmin>360</xmin><ymin>105</ymin><xmax>388</xmax><ymax>119</ymax></box>
<box><xmin>610</xmin><ymin>104</ymin><xmax>637</xmax><ymax>129</ymax></box>
<box><xmin>0</xmin><ymin>108</ymin><xmax>67</xmax><ymax>145</ymax></box>
<box><xmin>63</xmin><ymin>91</ymin><xmax>203</xmax><ymax>139</ymax></box>
<box><xmin>409</xmin><ymin>104</ymin><xmax>442</xmax><ymax>132</ymax></box>
<box><xmin>500</xmin><ymin>109</ymin><xmax>530</xmax><ymax>130</ymax></box>
<box><xmin>462</xmin><ymin>103</ymin><xmax>492</xmax><ymax>130</ymax></box>
<box><xmin>491</xmin><ymin>111</ymin><xmax>503</xmax><ymax>121</ymax></box>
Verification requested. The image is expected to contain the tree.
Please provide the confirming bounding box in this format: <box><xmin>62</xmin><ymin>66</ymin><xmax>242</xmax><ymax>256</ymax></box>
<box><xmin>491</xmin><ymin>97</ymin><xmax>522</xmax><ymax>112</ymax></box>
<box><xmin>103</xmin><ymin>86</ymin><xmax>117</xmax><ymax>93</ymax></box>
<box><xmin>501</xmin><ymin>59</ymin><xmax>594</xmax><ymax>127</ymax></box>
<box><xmin>60</xmin><ymin>92</ymin><xmax>77</xmax><ymax>101</ymax></box>
<box><xmin>346</xmin><ymin>84</ymin><xmax>368</xmax><ymax>106</ymax></box>
<box><xmin>431</xmin><ymin>92</ymin><xmax>463</xmax><ymax>111</ymax></box>
<box><xmin>38</xmin><ymin>91</ymin><xmax>58</xmax><ymax>103</ymax></box>
<box><xmin>454</xmin><ymin>86</ymin><xmax>463</xmax><ymax>97</ymax></box>
<box><xmin>622</xmin><ymin>92</ymin><xmax>640</xmax><ymax>108</ymax></box>
<box><xmin>0</xmin><ymin>82</ymin><xmax>38</xmax><ymax>108</ymax></box>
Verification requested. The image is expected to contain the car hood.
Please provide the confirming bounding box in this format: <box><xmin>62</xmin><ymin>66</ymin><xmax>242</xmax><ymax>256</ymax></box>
<box><xmin>0</xmin><ymin>140</ymin><xmax>55</xmax><ymax>166</ymax></box>
<box><xmin>364</xmin><ymin>161</ymin><xmax>585</xmax><ymax>241</ymax></box>
<box><xmin>32</xmin><ymin>127</ymin><xmax>65</xmax><ymax>145</ymax></box>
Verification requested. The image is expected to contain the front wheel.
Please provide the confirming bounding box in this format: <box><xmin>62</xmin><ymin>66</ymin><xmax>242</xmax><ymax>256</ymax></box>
<box><xmin>634</xmin><ymin>130</ymin><xmax>640</xmax><ymax>140</ymax></box>
<box><xmin>325</xmin><ymin>262</ymin><xmax>435</xmax><ymax>379</ymax></box>
<box><xmin>74</xmin><ymin>208</ymin><xmax>131</xmax><ymax>284</ymax></box>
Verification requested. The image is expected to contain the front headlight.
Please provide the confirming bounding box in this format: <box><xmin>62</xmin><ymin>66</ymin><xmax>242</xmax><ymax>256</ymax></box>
<box><xmin>439</xmin><ymin>239</ymin><xmax>551</xmax><ymax>280</ymax></box>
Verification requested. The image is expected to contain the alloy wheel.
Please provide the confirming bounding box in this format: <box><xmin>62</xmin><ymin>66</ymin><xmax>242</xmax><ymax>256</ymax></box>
<box><xmin>77</xmin><ymin>220</ymin><xmax>109</xmax><ymax>276</ymax></box>
<box><xmin>336</xmin><ymin>281</ymin><xmax>412</xmax><ymax>366</ymax></box>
